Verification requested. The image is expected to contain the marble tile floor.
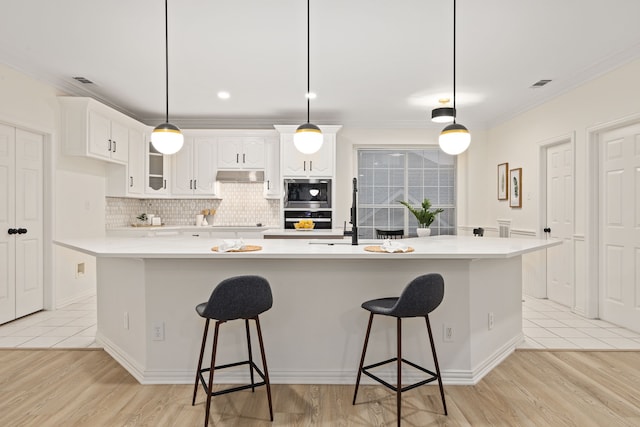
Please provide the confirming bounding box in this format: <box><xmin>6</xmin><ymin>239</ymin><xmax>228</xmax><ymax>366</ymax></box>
<box><xmin>1</xmin><ymin>294</ymin><xmax>639</xmax><ymax>350</ymax></box>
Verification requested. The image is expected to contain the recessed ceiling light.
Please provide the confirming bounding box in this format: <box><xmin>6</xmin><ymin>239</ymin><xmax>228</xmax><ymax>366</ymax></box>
<box><xmin>217</xmin><ymin>91</ymin><xmax>230</xmax><ymax>99</ymax></box>
<box><xmin>305</xmin><ymin>92</ymin><xmax>317</xmax><ymax>99</ymax></box>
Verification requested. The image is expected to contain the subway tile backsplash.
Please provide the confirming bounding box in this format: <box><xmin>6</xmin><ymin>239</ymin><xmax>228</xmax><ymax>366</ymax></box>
<box><xmin>106</xmin><ymin>183</ymin><xmax>281</xmax><ymax>228</ymax></box>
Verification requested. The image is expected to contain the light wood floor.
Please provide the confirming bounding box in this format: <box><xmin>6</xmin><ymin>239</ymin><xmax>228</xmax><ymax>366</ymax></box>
<box><xmin>1</xmin><ymin>349</ymin><xmax>639</xmax><ymax>426</ymax></box>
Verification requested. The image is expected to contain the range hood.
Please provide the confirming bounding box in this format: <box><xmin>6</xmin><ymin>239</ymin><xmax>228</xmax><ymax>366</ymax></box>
<box><xmin>216</xmin><ymin>170</ymin><xmax>265</xmax><ymax>183</ymax></box>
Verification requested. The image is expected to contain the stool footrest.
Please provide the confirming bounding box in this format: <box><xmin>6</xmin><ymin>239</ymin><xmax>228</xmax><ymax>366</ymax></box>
<box><xmin>361</xmin><ymin>357</ymin><xmax>439</xmax><ymax>393</ymax></box>
<box><xmin>198</xmin><ymin>360</ymin><xmax>267</xmax><ymax>397</ymax></box>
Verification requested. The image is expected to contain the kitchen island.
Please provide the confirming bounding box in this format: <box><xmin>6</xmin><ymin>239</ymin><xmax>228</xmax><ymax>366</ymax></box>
<box><xmin>55</xmin><ymin>235</ymin><xmax>560</xmax><ymax>385</ymax></box>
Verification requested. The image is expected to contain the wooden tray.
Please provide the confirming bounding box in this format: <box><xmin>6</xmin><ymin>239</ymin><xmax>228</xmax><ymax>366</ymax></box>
<box><xmin>364</xmin><ymin>245</ymin><xmax>414</xmax><ymax>253</ymax></box>
<box><xmin>211</xmin><ymin>245</ymin><xmax>262</xmax><ymax>252</ymax></box>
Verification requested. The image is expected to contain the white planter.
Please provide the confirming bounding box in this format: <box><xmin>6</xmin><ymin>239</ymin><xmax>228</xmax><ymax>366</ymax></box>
<box><xmin>416</xmin><ymin>227</ymin><xmax>431</xmax><ymax>237</ymax></box>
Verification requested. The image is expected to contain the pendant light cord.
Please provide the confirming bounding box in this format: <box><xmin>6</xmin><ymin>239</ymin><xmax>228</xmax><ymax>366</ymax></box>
<box><xmin>306</xmin><ymin>0</ymin><xmax>311</xmax><ymax>124</ymax></box>
<box><xmin>164</xmin><ymin>0</ymin><xmax>169</xmax><ymax>123</ymax></box>
<box><xmin>452</xmin><ymin>0</ymin><xmax>457</xmax><ymax>124</ymax></box>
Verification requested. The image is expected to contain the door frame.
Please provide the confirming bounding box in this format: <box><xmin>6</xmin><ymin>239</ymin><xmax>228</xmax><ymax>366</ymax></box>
<box><xmin>537</xmin><ymin>132</ymin><xmax>575</xmax><ymax>301</ymax></box>
<box><xmin>586</xmin><ymin>112</ymin><xmax>640</xmax><ymax>319</ymax></box>
<box><xmin>0</xmin><ymin>115</ymin><xmax>54</xmax><ymax>312</ymax></box>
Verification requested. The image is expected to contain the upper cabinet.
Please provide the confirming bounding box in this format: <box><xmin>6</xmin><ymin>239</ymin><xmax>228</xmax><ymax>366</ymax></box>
<box><xmin>172</xmin><ymin>133</ymin><xmax>220</xmax><ymax>197</ymax></box>
<box><xmin>218</xmin><ymin>137</ymin><xmax>265</xmax><ymax>169</ymax></box>
<box><xmin>263</xmin><ymin>136</ymin><xmax>281</xmax><ymax>199</ymax></box>
<box><xmin>276</xmin><ymin>125</ymin><xmax>341</xmax><ymax>178</ymax></box>
<box><xmin>106</xmin><ymin>126</ymin><xmax>147</xmax><ymax>197</ymax></box>
<box><xmin>146</xmin><ymin>141</ymin><xmax>170</xmax><ymax>195</ymax></box>
<box><xmin>59</xmin><ymin>97</ymin><xmax>139</xmax><ymax>164</ymax></box>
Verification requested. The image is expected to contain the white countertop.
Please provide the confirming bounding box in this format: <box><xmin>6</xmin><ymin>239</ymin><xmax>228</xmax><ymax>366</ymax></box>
<box><xmin>54</xmin><ymin>235</ymin><xmax>561</xmax><ymax>260</ymax></box>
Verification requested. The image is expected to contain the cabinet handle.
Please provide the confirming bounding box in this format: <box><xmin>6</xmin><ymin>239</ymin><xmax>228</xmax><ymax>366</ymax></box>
<box><xmin>194</xmin><ymin>179</ymin><xmax>197</xmax><ymax>189</ymax></box>
<box><xmin>267</xmin><ymin>180</ymin><xmax>271</xmax><ymax>190</ymax></box>
<box><xmin>112</xmin><ymin>140</ymin><xmax>117</xmax><ymax>153</ymax></box>
<box><xmin>310</xmin><ymin>161</ymin><xmax>312</xmax><ymax>171</ymax></box>
<box><xmin>163</xmin><ymin>179</ymin><xmax>167</xmax><ymax>189</ymax></box>
<box><xmin>236</xmin><ymin>153</ymin><xmax>239</xmax><ymax>163</ymax></box>
<box><xmin>243</xmin><ymin>153</ymin><xmax>246</xmax><ymax>163</ymax></box>
<box><xmin>189</xmin><ymin>179</ymin><xmax>193</xmax><ymax>189</ymax></box>
<box><xmin>304</xmin><ymin>161</ymin><xmax>306</xmax><ymax>171</ymax></box>
<box><xmin>130</xmin><ymin>176</ymin><xmax>133</xmax><ymax>188</ymax></box>
<box><xmin>108</xmin><ymin>139</ymin><xmax>112</xmax><ymax>152</ymax></box>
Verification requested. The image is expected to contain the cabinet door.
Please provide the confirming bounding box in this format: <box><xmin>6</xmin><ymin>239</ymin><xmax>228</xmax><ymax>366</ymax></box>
<box><xmin>171</xmin><ymin>138</ymin><xmax>195</xmax><ymax>195</ymax></box>
<box><xmin>307</xmin><ymin>134</ymin><xmax>334</xmax><ymax>177</ymax></box>
<box><xmin>193</xmin><ymin>137</ymin><xmax>219</xmax><ymax>196</ymax></box>
<box><xmin>88</xmin><ymin>110</ymin><xmax>111</xmax><ymax>159</ymax></box>
<box><xmin>281</xmin><ymin>134</ymin><xmax>308</xmax><ymax>176</ymax></box>
<box><xmin>146</xmin><ymin>142</ymin><xmax>169</xmax><ymax>195</ymax></box>
<box><xmin>242</xmin><ymin>137</ymin><xmax>265</xmax><ymax>169</ymax></box>
<box><xmin>109</xmin><ymin>120</ymin><xmax>129</xmax><ymax>163</ymax></box>
<box><xmin>218</xmin><ymin>137</ymin><xmax>243</xmax><ymax>169</ymax></box>
<box><xmin>127</xmin><ymin>128</ymin><xmax>145</xmax><ymax>195</ymax></box>
<box><xmin>263</xmin><ymin>137</ymin><xmax>281</xmax><ymax>199</ymax></box>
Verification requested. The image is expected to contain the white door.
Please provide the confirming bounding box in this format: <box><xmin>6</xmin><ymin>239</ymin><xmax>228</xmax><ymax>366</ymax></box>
<box><xmin>599</xmin><ymin>123</ymin><xmax>640</xmax><ymax>332</ymax></box>
<box><xmin>0</xmin><ymin>125</ymin><xmax>43</xmax><ymax>324</ymax></box>
<box><xmin>14</xmin><ymin>129</ymin><xmax>43</xmax><ymax>317</ymax></box>
<box><xmin>545</xmin><ymin>141</ymin><xmax>574</xmax><ymax>307</ymax></box>
<box><xmin>0</xmin><ymin>124</ymin><xmax>16</xmax><ymax>324</ymax></box>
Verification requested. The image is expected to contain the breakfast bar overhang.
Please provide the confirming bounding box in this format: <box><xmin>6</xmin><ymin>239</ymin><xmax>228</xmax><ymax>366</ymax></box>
<box><xmin>55</xmin><ymin>235</ymin><xmax>560</xmax><ymax>385</ymax></box>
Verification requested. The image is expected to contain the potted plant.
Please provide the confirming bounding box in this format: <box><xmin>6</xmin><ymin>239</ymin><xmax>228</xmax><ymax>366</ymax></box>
<box><xmin>136</xmin><ymin>213</ymin><xmax>148</xmax><ymax>226</ymax></box>
<box><xmin>399</xmin><ymin>198</ymin><xmax>443</xmax><ymax>237</ymax></box>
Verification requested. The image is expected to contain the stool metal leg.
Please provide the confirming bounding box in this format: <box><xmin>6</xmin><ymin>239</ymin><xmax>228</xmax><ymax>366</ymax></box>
<box><xmin>352</xmin><ymin>313</ymin><xmax>374</xmax><ymax>405</ymax></box>
<box><xmin>396</xmin><ymin>318</ymin><xmax>402</xmax><ymax>427</ymax></box>
<box><xmin>254</xmin><ymin>316</ymin><xmax>273</xmax><ymax>421</ymax></box>
<box><xmin>245</xmin><ymin>319</ymin><xmax>256</xmax><ymax>392</ymax></box>
<box><xmin>204</xmin><ymin>320</ymin><xmax>222</xmax><ymax>427</ymax></box>
<box><xmin>192</xmin><ymin>318</ymin><xmax>210</xmax><ymax>406</ymax></box>
<box><xmin>425</xmin><ymin>315</ymin><xmax>447</xmax><ymax>415</ymax></box>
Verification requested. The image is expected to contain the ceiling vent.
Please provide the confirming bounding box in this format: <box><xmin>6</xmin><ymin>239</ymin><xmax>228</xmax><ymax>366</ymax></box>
<box><xmin>530</xmin><ymin>79</ymin><xmax>552</xmax><ymax>88</ymax></box>
<box><xmin>73</xmin><ymin>76</ymin><xmax>94</xmax><ymax>84</ymax></box>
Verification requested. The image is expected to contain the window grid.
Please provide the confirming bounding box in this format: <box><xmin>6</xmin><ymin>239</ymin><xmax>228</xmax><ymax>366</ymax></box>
<box><xmin>357</xmin><ymin>149</ymin><xmax>456</xmax><ymax>239</ymax></box>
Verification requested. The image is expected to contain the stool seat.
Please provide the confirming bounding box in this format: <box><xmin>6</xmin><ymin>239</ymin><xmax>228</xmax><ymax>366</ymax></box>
<box><xmin>192</xmin><ymin>275</ymin><xmax>273</xmax><ymax>426</ymax></box>
<box><xmin>376</xmin><ymin>228</ymin><xmax>404</xmax><ymax>239</ymax></box>
<box><xmin>353</xmin><ymin>273</ymin><xmax>447</xmax><ymax>426</ymax></box>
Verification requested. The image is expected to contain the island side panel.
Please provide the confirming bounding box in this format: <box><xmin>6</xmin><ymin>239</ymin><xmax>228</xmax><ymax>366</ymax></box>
<box><xmin>139</xmin><ymin>258</ymin><xmax>475</xmax><ymax>384</ymax></box>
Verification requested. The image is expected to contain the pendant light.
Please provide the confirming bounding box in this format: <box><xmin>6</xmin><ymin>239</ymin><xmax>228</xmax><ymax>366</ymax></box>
<box><xmin>151</xmin><ymin>0</ymin><xmax>184</xmax><ymax>155</ymax></box>
<box><xmin>438</xmin><ymin>0</ymin><xmax>471</xmax><ymax>156</ymax></box>
<box><xmin>293</xmin><ymin>0</ymin><xmax>323</xmax><ymax>155</ymax></box>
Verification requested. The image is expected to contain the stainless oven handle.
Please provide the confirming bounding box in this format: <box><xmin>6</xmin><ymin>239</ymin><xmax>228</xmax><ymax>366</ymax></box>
<box><xmin>285</xmin><ymin>218</ymin><xmax>332</xmax><ymax>222</ymax></box>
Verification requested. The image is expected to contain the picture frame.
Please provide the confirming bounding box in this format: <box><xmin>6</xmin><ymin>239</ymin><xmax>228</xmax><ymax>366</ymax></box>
<box><xmin>497</xmin><ymin>162</ymin><xmax>509</xmax><ymax>200</ymax></box>
<box><xmin>509</xmin><ymin>168</ymin><xmax>522</xmax><ymax>208</ymax></box>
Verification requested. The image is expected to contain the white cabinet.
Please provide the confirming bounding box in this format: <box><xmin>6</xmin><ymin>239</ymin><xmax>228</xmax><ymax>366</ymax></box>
<box><xmin>60</xmin><ymin>97</ymin><xmax>137</xmax><ymax>164</ymax></box>
<box><xmin>0</xmin><ymin>125</ymin><xmax>43</xmax><ymax>324</ymax></box>
<box><xmin>106</xmin><ymin>126</ymin><xmax>146</xmax><ymax>197</ymax></box>
<box><xmin>279</xmin><ymin>128</ymin><xmax>338</xmax><ymax>178</ymax></box>
<box><xmin>172</xmin><ymin>135</ymin><xmax>220</xmax><ymax>197</ymax></box>
<box><xmin>218</xmin><ymin>137</ymin><xmax>265</xmax><ymax>169</ymax></box>
<box><xmin>263</xmin><ymin>137</ymin><xmax>281</xmax><ymax>199</ymax></box>
<box><xmin>146</xmin><ymin>141</ymin><xmax>170</xmax><ymax>195</ymax></box>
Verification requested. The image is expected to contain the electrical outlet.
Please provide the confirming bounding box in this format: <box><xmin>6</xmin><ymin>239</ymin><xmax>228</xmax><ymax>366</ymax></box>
<box><xmin>443</xmin><ymin>323</ymin><xmax>454</xmax><ymax>342</ymax></box>
<box><xmin>152</xmin><ymin>321</ymin><xmax>165</xmax><ymax>341</ymax></box>
<box><xmin>488</xmin><ymin>312</ymin><xmax>495</xmax><ymax>330</ymax></box>
<box><xmin>123</xmin><ymin>312</ymin><xmax>129</xmax><ymax>330</ymax></box>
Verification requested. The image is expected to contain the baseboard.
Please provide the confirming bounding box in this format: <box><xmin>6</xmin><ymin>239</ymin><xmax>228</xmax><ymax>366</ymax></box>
<box><xmin>55</xmin><ymin>290</ymin><xmax>96</xmax><ymax>309</ymax></box>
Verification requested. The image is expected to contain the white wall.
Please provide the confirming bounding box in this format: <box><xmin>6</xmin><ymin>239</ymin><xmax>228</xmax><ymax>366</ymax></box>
<box><xmin>0</xmin><ymin>63</ymin><xmax>106</xmax><ymax>308</ymax></box>
<box><xmin>478</xmin><ymin>58</ymin><xmax>640</xmax><ymax>314</ymax></box>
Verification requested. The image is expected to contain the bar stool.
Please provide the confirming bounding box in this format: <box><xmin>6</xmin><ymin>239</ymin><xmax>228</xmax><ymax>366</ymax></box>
<box><xmin>376</xmin><ymin>228</ymin><xmax>404</xmax><ymax>239</ymax></box>
<box><xmin>192</xmin><ymin>275</ymin><xmax>274</xmax><ymax>426</ymax></box>
<box><xmin>352</xmin><ymin>273</ymin><xmax>447</xmax><ymax>425</ymax></box>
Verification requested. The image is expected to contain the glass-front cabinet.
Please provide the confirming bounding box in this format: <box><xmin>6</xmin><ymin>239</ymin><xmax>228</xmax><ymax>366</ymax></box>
<box><xmin>146</xmin><ymin>141</ymin><xmax>169</xmax><ymax>195</ymax></box>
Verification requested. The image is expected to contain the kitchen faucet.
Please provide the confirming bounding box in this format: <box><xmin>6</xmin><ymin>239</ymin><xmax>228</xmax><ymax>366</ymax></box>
<box><xmin>343</xmin><ymin>177</ymin><xmax>359</xmax><ymax>245</ymax></box>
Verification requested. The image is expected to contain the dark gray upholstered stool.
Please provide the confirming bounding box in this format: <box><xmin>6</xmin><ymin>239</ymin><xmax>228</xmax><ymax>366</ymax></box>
<box><xmin>376</xmin><ymin>228</ymin><xmax>404</xmax><ymax>239</ymax></box>
<box><xmin>352</xmin><ymin>273</ymin><xmax>447</xmax><ymax>425</ymax></box>
<box><xmin>192</xmin><ymin>275</ymin><xmax>273</xmax><ymax>426</ymax></box>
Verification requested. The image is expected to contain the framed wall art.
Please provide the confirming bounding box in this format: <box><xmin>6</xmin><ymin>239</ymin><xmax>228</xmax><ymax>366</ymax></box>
<box><xmin>509</xmin><ymin>168</ymin><xmax>522</xmax><ymax>208</ymax></box>
<box><xmin>497</xmin><ymin>162</ymin><xmax>509</xmax><ymax>200</ymax></box>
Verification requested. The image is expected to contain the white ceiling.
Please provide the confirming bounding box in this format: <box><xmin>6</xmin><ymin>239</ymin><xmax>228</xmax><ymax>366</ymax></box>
<box><xmin>3</xmin><ymin>0</ymin><xmax>640</xmax><ymax>130</ymax></box>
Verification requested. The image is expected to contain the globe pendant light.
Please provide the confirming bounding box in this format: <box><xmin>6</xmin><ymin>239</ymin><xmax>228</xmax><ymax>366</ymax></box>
<box><xmin>151</xmin><ymin>0</ymin><xmax>184</xmax><ymax>155</ymax></box>
<box><xmin>294</xmin><ymin>0</ymin><xmax>323</xmax><ymax>155</ymax></box>
<box><xmin>438</xmin><ymin>0</ymin><xmax>470</xmax><ymax>156</ymax></box>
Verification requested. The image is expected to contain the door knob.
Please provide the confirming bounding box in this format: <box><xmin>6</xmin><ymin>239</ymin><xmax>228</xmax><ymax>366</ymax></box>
<box><xmin>543</xmin><ymin>227</ymin><xmax>551</xmax><ymax>233</ymax></box>
<box><xmin>17</xmin><ymin>228</ymin><xmax>27</xmax><ymax>235</ymax></box>
<box><xmin>8</xmin><ymin>228</ymin><xmax>17</xmax><ymax>235</ymax></box>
